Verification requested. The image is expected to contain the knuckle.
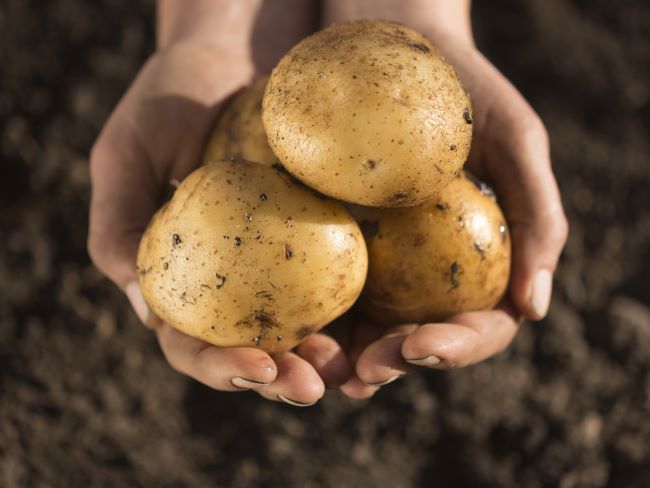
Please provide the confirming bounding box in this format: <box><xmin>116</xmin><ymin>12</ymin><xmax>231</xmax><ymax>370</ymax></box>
<box><xmin>486</xmin><ymin>318</ymin><xmax>519</xmax><ymax>359</ymax></box>
<box><xmin>528</xmin><ymin>113</ymin><xmax>548</xmax><ymax>139</ymax></box>
<box><xmin>529</xmin><ymin>119</ymin><xmax>549</xmax><ymax>147</ymax></box>
<box><xmin>511</xmin><ymin>111</ymin><xmax>550</xmax><ymax>152</ymax></box>
<box><xmin>555</xmin><ymin>211</ymin><xmax>570</xmax><ymax>246</ymax></box>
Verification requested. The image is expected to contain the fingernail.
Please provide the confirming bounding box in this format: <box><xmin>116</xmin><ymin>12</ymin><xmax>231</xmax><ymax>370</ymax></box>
<box><xmin>405</xmin><ymin>355</ymin><xmax>442</xmax><ymax>368</ymax></box>
<box><xmin>231</xmin><ymin>377</ymin><xmax>270</xmax><ymax>389</ymax></box>
<box><xmin>367</xmin><ymin>373</ymin><xmax>405</xmax><ymax>386</ymax></box>
<box><xmin>277</xmin><ymin>394</ymin><xmax>317</xmax><ymax>407</ymax></box>
<box><xmin>530</xmin><ymin>269</ymin><xmax>553</xmax><ymax>320</ymax></box>
<box><xmin>125</xmin><ymin>281</ymin><xmax>153</xmax><ymax>328</ymax></box>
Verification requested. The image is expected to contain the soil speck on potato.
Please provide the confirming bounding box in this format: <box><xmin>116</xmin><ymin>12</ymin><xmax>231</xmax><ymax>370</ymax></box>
<box><xmin>284</xmin><ymin>244</ymin><xmax>294</xmax><ymax>260</ymax></box>
<box><xmin>362</xmin><ymin>159</ymin><xmax>377</xmax><ymax>170</ymax></box>
<box><xmin>408</xmin><ymin>42</ymin><xmax>430</xmax><ymax>53</ymax></box>
<box><xmin>234</xmin><ymin>237</ymin><xmax>242</xmax><ymax>247</ymax></box>
<box><xmin>171</xmin><ymin>234</ymin><xmax>182</xmax><ymax>246</ymax></box>
<box><xmin>255</xmin><ymin>291</ymin><xmax>274</xmax><ymax>302</ymax></box>
<box><xmin>474</xmin><ymin>242</ymin><xmax>486</xmax><ymax>259</ymax></box>
<box><xmin>295</xmin><ymin>326</ymin><xmax>314</xmax><ymax>340</ymax></box>
<box><xmin>215</xmin><ymin>274</ymin><xmax>226</xmax><ymax>289</ymax></box>
<box><xmin>450</xmin><ymin>261</ymin><xmax>460</xmax><ymax>289</ymax></box>
<box><xmin>463</xmin><ymin>107</ymin><xmax>473</xmax><ymax>124</ymax></box>
<box><xmin>137</xmin><ymin>266</ymin><xmax>152</xmax><ymax>277</ymax></box>
<box><xmin>413</xmin><ymin>234</ymin><xmax>426</xmax><ymax>247</ymax></box>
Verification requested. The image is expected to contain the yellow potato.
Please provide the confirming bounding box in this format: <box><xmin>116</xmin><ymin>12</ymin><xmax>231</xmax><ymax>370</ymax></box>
<box><xmin>263</xmin><ymin>20</ymin><xmax>472</xmax><ymax>207</ymax></box>
<box><xmin>203</xmin><ymin>77</ymin><xmax>277</xmax><ymax>166</ymax></box>
<box><xmin>354</xmin><ymin>173</ymin><xmax>510</xmax><ymax>324</ymax></box>
<box><xmin>137</xmin><ymin>161</ymin><xmax>367</xmax><ymax>353</ymax></box>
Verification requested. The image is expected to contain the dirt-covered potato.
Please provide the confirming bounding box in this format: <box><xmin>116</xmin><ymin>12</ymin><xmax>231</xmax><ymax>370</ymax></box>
<box><xmin>263</xmin><ymin>20</ymin><xmax>472</xmax><ymax>207</ymax></box>
<box><xmin>137</xmin><ymin>161</ymin><xmax>367</xmax><ymax>353</ymax></box>
<box><xmin>354</xmin><ymin>173</ymin><xmax>510</xmax><ymax>324</ymax></box>
<box><xmin>203</xmin><ymin>77</ymin><xmax>277</xmax><ymax>166</ymax></box>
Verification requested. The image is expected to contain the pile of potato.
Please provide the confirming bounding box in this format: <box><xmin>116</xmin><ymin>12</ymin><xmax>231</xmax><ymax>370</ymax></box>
<box><xmin>137</xmin><ymin>20</ymin><xmax>511</xmax><ymax>353</ymax></box>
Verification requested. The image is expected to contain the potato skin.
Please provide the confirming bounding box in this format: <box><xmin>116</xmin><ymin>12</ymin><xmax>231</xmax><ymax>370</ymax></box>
<box><xmin>203</xmin><ymin>77</ymin><xmax>278</xmax><ymax>166</ymax></box>
<box><xmin>263</xmin><ymin>20</ymin><xmax>472</xmax><ymax>207</ymax></box>
<box><xmin>354</xmin><ymin>173</ymin><xmax>510</xmax><ymax>324</ymax></box>
<box><xmin>137</xmin><ymin>161</ymin><xmax>367</xmax><ymax>353</ymax></box>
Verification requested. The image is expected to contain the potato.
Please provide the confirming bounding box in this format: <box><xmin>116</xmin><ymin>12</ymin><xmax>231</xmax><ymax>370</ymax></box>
<box><xmin>203</xmin><ymin>77</ymin><xmax>277</xmax><ymax>166</ymax></box>
<box><xmin>354</xmin><ymin>173</ymin><xmax>510</xmax><ymax>324</ymax></box>
<box><xmin>137</xmin><ymin>161</ymin><xmax>367</xmax><ymax>353</ymax></box>
<box><xmin>263</xmin><ymin>20</ymin><xmax>472</xmax><ymax>207</ymax></box>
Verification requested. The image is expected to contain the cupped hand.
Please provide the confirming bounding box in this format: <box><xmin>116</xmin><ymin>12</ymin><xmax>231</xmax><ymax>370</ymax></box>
<box><xmin>339</xmin><ymin>35</ymin><xmax>569</xmax><ymax>399</ymax></box>
<box><xmin>88</xmin><ymin>44</ymin><xmax>347</xmax><ymax>406</ymax></box>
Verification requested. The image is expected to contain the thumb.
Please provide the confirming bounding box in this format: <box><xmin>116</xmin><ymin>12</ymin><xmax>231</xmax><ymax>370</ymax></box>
<box><xmin>486</xmin><ymin>111</ymin><xmax>568</xmax><ymax>321</ymax></box>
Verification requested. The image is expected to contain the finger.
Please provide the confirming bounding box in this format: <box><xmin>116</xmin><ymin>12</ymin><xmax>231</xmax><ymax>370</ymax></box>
<box><xmin>156</xmin><ymin>323</ymin><xmax>278</xmax><ymax>390</ymax></box>
<box><xmin>295</xmin><ymin>333</ymin><xmax>352</xmax><ymax>389</ymax></box>
<box><xmin>355</xmin><ymin>324</ymin><xmax>418</xmax><ymax>386</ymax></box>
<box><xmin>257</xmin><ymin>352</ymin><xmax>325</xmax><ymax>407</ymax></box>
<box><xmin>401</xmin><ymin>301</ymin><xmax>521</xmax><ymax>369</ymax></box>
<box><xmin>339</xmin><ymin>321</ymin><xmax>385</xmax><ymax>400</ymax></box>
<box><xmin>481</xmin><ymin>89</ymin><xmax>568</xmax><ymax>321</ymax></box>
<box><xmin>340</xmin><ymin>375</ymin><xmax>379</xmax><ymax>400</ymax></box>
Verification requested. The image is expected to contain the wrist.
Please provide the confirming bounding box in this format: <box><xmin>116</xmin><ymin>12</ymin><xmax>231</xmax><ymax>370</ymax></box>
<box><xmin>322</xmin><ymin>0</ymin><xmax>475</xmax><ymax>48</ymax></box>
<box><xmin>157</xmin><ymin>0</ymin><xmax>259</xmax><ymax>53</ymax></box>
<box><xmin>157</xmin><ymin>0</ymin><xmax>319</xmax><ymax>76</ymax></box>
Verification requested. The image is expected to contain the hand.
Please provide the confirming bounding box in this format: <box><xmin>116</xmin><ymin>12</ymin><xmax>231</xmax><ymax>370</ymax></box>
<box><xmin>88</xmin><ymin>38</ymin><xmax>350</xmax><ymax>406</ymax></box>
<box><xmin>322</xmin><ymin>20</ymin><xmax>568</xmax><ymax>399</ymax></box>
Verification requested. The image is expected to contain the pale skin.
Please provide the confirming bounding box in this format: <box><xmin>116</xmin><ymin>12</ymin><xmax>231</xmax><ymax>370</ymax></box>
<box><xmin>88</xmin><ymin>0</ymin><xmax>568</xmax><ymax>405</ymax></box>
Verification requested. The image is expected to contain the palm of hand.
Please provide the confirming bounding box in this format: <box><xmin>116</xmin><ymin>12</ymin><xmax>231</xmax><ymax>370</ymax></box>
<box><xmin>90</xmin><ymin>45</ymin><xmax>339</xmax><ymax>406</ymax></box>
<box><xmin>335</xmin><ymin>41</ymin><xmax>567</xmax><ymax>399</ymax></box>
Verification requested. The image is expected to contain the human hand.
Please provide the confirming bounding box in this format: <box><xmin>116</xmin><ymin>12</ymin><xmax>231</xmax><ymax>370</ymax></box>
<box><xmin>88</xmin><ymin>1</ymin><xmax>348</xmax><ymax>406</ymax></box>
<box><xmin>321</xmin><ymin>2</ymin><xmax>569</xmax><ymax>399</ymax></box>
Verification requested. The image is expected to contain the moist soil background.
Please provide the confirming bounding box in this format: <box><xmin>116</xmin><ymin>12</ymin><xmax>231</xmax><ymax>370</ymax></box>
<box><xmin>1</xmin><ymin>1</ymin><xmax>649</xmax><ymax>487</ymax></box>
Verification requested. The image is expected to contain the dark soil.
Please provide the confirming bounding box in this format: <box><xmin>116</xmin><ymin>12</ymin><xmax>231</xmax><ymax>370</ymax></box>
<box><xmin>1</xmin><ymin>1</ymin><xmax>649</xmax><ymax>486</ymax></box>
